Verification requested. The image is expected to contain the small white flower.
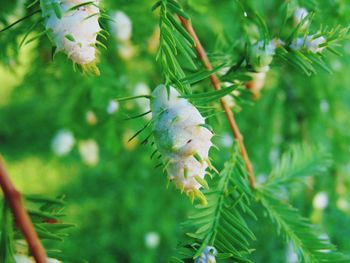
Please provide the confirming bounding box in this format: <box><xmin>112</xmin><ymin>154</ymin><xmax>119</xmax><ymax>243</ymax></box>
<box><xmin>219</xmin><ymin>133</ymin><xmax>233</xmax><ymax>148</ymax></box>
<box><xmin>195</xmin><ymin>246</ymin><xmax>217</xmax><ymax>263</ymax></box>
<box><xmin>294</xmin><ymin>7</ymin><xmax>309</xmax><ymax>26</ymax></box>
<box><xmin>320</xmin><ymin>100</ymin><xmax>329</xmax><ymax>113</ymax></box>
<box><xmin>251</xmin><ymin>40</ymin><xmax>277</xmax><ymax>71</ymax></box>
<box><xmin>144</xmin><ymin>232</ymin><xmax>160</xmax><ymax>249</ymax></box>
<box><xmin>110</xmin><ymin>11</ymin><xmax>132</xmax><ymax>42</ymax></box>
<box><xmin>78</xmin><ymin>139</ymin><xmax>99</xmax><ymax>166</ymax></box>
<box><xmin>313</xmin><ymin>192</ymin><xmax>329</xmax><ymax>210</ymax></box>
<box><xmin>257</xmin><ymin>173</ymin><xmax>267</xmax><ymax>185</ymax></box>
<box><xmin>246</xmin><ymin>71</ymin><xmax>267</xmax><ymax>97</ymax></box>
<box><xmin>51</xmin><ymin>129</ymin><xmax>75</xmax><ymax>156</ymax></box>
<box><xmin>107</xmin><ymin>99</ymin><xmax>119</xmax><ymax>114</ymax></box>
<box><xmin>306</xmin><ymin>36</ymin><xmax>326</xmax><ymax>53</ymax></box>
<box><xmin>290</xmin><ymin>35</ymin><xmax>326</xmax><ymax>53</ymax></box>
<box><xmin>286</xmin><ymin>242</ymin><xmax>298</xmax><ymax>263</ymax></box>
<box><xmin>290</xmin><ymin>37</ymin><xmax>305</xmax><ymax>50</ymax></box>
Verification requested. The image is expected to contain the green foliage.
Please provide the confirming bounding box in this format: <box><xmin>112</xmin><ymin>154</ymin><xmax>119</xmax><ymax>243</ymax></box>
<box><xmin>256</xmin><ymin>146</ymin><xmax>348</xmax><ymax>262</ymax></box>
<box><xmin>0</xmin><ymin>0</ymin><xmax>350</xmax><ymax>262</ymax></box>
<box><xmin>258</xmin><ymin>194</ymin><xmax>348</xmax><ymax>263</ymax></box>
<box><xmin>173</xmin><ymin>149</ymin><xmax>256</xmax><ymax>262</ymax></box>
<box><xmin>154</xmin><ymin>0</ymin><xmax>198</xmax><ymax>92</ymax></box>
<box><xmin>0</xmin><ymin>196</ymin><xmax>75</xmax><ymax>262</ymax></box>
<box><xmin>262</xmin><ymin>145</ymin><xmax>331</xmax><ymax>193</ymax></box>
<box><xmin>276</xmin><ymin>25</ymin><xmax>349</xmax><ymax>76</ymax></box>
<box><xmin>0</xmin><ymin>204</ymin><xmax>15</xmax><ymax>263</ymax></box>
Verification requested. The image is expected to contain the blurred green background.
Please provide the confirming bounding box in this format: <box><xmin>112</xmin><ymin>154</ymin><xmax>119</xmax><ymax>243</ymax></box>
<box><xmin>1</xmin><ymin>0</ymin><xmax>350</xmax><ymax>262</ymax></box>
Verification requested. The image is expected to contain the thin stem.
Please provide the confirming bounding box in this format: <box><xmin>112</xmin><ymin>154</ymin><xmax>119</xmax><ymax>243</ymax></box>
<box><xmin>179</xmin><ymin>17</ymin><xmax>256</xmax><ymax>188</ymax></box>
<box><xmin>116</xmin><ymin>95</ymin><xmax>151</xmax><ymax>102</ymax></box>
<box><xmin>0</xmin><ymin>10</ymin><xmax>41</xmax><ymax>33</ymax></box>
<box><xmin>0</xmin><ymin>156</ymin><xmax>47</xmax><ymax>263</ymax></box>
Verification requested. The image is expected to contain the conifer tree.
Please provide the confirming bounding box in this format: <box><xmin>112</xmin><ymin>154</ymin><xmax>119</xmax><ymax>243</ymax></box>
<box><xmin>0</xmin><ymin>0</ymin><xmax>350</xmax><ymax>262</ymax></box>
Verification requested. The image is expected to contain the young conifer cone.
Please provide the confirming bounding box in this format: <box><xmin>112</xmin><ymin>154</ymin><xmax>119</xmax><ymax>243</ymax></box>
<box><xmin>247</xmin><ymin>39</ymin><xmax>282</xmax><ymax>99</ymax></box>
<box><xmin>151</xmin><ymin>85</ymin><xmax>213</xmax><ymax>205</ymax></box>
<box><xmin>41</xmin><ymin>0</ymin><xmax>101</xmax><ymax>70</ymax></box>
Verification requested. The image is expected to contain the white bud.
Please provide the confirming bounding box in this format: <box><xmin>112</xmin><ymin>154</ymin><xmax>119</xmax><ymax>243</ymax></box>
<box><xmin>78</xmin><ymin>139</ymin><xmax>99</xmax><ymax>166</ymax></box>
<box><xmin>51</xmin><ymin>129</ymin><xmax>75</xmax><ymax>156</ymax></box>
<box><xmin>151</xmin><ymin>85</ymin><xmax>213</xmax><ymax>197</ymax></box>
<box><xmin>110</xmin><ymin>11</ymin><xmax>132</xmax><ymax>42</ymax></box>
<box><xmin>313</xmin><ymin>192</ymin><xmax>329</xmax><ymax>210</ymax></box>
<box><xmin>306</xmin><ymin>36</ymin><xmax>326</xmax><ymax>53</ymax></box>
<box><xmin>144</xmin><ymin>232</ymin><xmax>160</xmax><ymax>249</ymax></box>
<box><xmin>320</xmin><ymin>100</ymin><xmax>329</xmax><ymax>113</ymax></box>
<box><xmin>257</xmin><ymin>173</ymin><xmax>267</xmax><ymax>185</ymax></box>
<box><xmin>246</xmin><ymin>71</ymin><xmax>267</xmax><ymax>98</ymax></box>
<box><xmin>294</xmin><ymin>7</ymin><xmax>309</xmax><ymax>26</ymax></box>
<box><xmin>219</xmin><ymin>133</ymin><xmax>233</xmax><ymax>148</ymax></box>
<box><xmin>290</xmin><ymin>35</ymin><xmax>326</xmax><ymax>53</ymax></box>
<box><xmin>42</xmin><ymin>0</ymin><xmax>101</xmax><ymax>65</ymax></box>
<box><xmin>107</xmin><ymin>99</ymin><xmax>119</xmax><ymax>114</ymax></box>
<box><xmin>286</xmin><ymin>242</ymin><xmax>298</xmax><ymax>263</ymax></box>
<box><xmin>195</xmin><ymin>246</ymin><xmax>217</xmax><ymax>263</ymax></box>
<box><xmin>251</xmin><ymin>40</ymin><xmax>277</xmax><ymax>71</ymax></box>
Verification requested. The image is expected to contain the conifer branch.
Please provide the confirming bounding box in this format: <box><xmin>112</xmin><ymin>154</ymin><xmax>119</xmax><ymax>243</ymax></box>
<box><xmin>0</xmin><ymin>156</ymin><xmax>47</xmax><ymax>263</ymax></box>
<box><xmin>173</xmin><ymin>151</ymin><xmax>256</xmax><ymax>262</ymax></box>
<box><xmin>178</xmin><ymin>16</ymin><xmax>256</xmax><ymax>188</ymax></box>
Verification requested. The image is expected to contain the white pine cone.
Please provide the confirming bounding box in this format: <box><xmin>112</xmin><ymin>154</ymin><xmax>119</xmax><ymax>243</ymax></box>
<box><xmin>151</xmin><ymin>85</ymin><xmax>213</xmax><ymax>204</ymax></box>
<box><xmin>41</xmin><ymin>0</ymin><xmax>101</xmax><ymax>66</ymax></box>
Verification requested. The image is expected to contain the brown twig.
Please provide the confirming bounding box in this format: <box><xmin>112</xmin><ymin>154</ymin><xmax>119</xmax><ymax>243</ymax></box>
<box><xmin>179</xmin><ymin>17</ymin><xmax>256</xmax><ymax>188</ymax></box>
<box><xmin>0</xmin><ymin>156</ymin><xmax>47</xmax><ymax>263</ymax></box>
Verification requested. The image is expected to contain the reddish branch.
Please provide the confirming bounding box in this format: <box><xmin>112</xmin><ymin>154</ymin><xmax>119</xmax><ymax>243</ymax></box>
<box><xmin>179</xmin><ymin>17</ymin><xmax>257</xmax><ymax>188</ymax></box>
<box><xmin>0</xmin><ymin>156</ymin><xmax>47</xmax><ymax>263</ymax></box>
